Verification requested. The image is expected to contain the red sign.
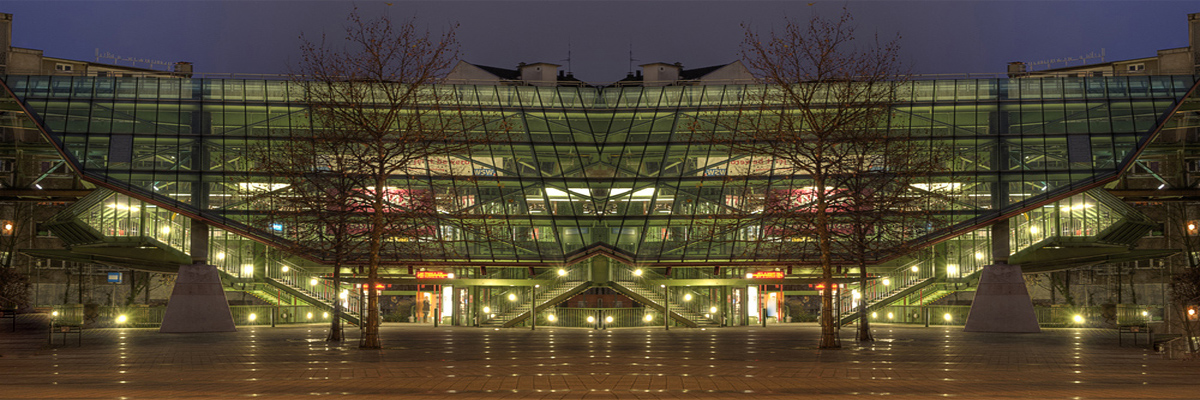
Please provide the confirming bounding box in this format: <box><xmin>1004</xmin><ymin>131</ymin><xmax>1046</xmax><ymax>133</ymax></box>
<box><xmin>750</xmin><ymin>271</ymin><xmax>785</xmax><ymax>279</ymax></box>
<box><xmin>416</xmin><ymin>271</ymin><xmax>450</xmax><ymax>279</ymax></box>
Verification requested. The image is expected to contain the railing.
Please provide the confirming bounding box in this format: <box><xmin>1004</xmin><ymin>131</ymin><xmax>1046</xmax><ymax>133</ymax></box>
<box><xmin>610</xmin><ymin>267</ymin><xmax>716</xmax><ymax>326</ymax></box>
<box><xmin>856</xmin><ymin>304</ymin><xmax>1164</xmax><ymax>327</ymax></box>
<box><xmin>482</xmin><ymin>266</ymin><xmax>589</xmax><ymax>326</ymax></box>
<box><xmin>47</xmin><ymin>304</ymin><xmax>341</xmax><ymax>327</ymax></box>
<box><xmin>838</xmin><ymin>255</ymin><xmax>936</xmax><ymax>318</ymax></box>
<box><xmin>547</xmin><ymin>307</ymin><xmax>653</xmax><ymax>328</ymax></box>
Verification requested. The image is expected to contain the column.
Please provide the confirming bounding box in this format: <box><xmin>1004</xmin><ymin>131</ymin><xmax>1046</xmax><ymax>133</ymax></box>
<box><xmin>963</xmin><ymin>219</ymin><xmax>1041</xmax><ymax>333</ymax></box>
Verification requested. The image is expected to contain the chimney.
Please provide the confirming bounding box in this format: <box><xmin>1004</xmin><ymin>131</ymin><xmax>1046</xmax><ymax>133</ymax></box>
<box><xmin>173</xmin><ymin>61</ymin><xmax>194</xmax><ymax>78</ymax></box>
<box><xmin>1007</xmin><ymin>62</ymin><xmax>1027</xmax><ymax>78</ymax></box>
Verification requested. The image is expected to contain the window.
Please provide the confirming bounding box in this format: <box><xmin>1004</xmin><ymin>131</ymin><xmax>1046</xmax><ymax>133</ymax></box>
<box><xmin>1127</xmin><ymin>64</ymin><xmax>1145</xmax><ymax>72</ymax></box>
<box><xmin>55</xmin><ymin>63</ymin><xmax>74</xmax><ymax>72</ymax></box>
<box><xmin>0</xmin><ymin>158</ymin><xmax>14</xmax><ymax>173</ymax></box>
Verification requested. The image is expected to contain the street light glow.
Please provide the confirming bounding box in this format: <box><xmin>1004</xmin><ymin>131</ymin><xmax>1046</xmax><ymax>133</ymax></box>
<box><xmin>644</xmin><ymin>314</ymin><xmax>654</xmax><ymax>322</ymax></box>
<box><xmin>683</xmin><ymin>293</ymin><xmax>693</xmax><ymax>301</ymax></box>
<box><xmin>248</xmin><ymin>313</ymin><xmax>257</xmax><ymax>321</ymax></box>
<box><xmin>557</xmin><ymin>268</ymin><xmax>567</xmax><ymax>276</ymax></box>
<box><xmin>943</xmin><ymin>313</ymin><xmax>952</xmax><ymax>322</ymax></box>
<box><xmin>547</xmin><ymin>314</ymin><xmax>556</xmax><ymax>322</ymax></box>
<box><xmin>116</xmin><ymin>314</ymin><xmax>128</xmax><ymax>324</ymax></box>
<box><xmin>605</xmin><ymin>316</ymin><xmax>613</xmax><ymax>323</ymax></box>
<box><xmin>508</xmin><ymin>293</ymin><xmax>517</xmax><ymax>302</ymax></box>
<box><xmin>710</xmin><ymin>306</ymin><xmax>718</xmax><ymax>314</ymax></box>
<box><xmin>1073</xmin><ymin>314</ymin><xmax>1085</xmax><ymax>323</ymax></box>
<box><xmin>587</xmin><ymin>316</ymin><xmax>595</xmax><ymax>323</ymax></box>
<box><xmin>633</xmin><ymin>269</ymin><xmax>643</xmax><ymax>276</ymax></box>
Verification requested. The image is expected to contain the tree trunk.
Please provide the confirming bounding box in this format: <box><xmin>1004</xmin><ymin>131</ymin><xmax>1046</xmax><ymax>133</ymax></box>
<box><xmin>816</xmin><ymin>174</ymin><xmax>840</xmax><ymax>349</ymax></box>
<box><xmin>857</xmin><ymin>258</ymin><xmax>873</xmax><ymax>342</ymax></box>
<box><xmin>361</xmin><ymin>173</ymin><xmax>386</xmax><ymax>349</ymax></box>
<box><xmin>327</xmin><ymin>261</ymin><xmax>343</xmax><ymax>342</ymax></box>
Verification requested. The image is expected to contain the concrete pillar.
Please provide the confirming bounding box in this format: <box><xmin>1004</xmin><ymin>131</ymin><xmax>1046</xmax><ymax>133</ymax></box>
<box><xmin>190</xmin><ymin>219</ymin><xmax>209</xmax><ymax>265</ymax></box>
<box><xmin>990</xmin><ymin>220</ymin><xmax>1010</xmax><ymax>265</ymax></box>
<box><xmin>160</xmin><ymin>219</ymin><xmax>235</xmax><ymax>333</ymax></box>
<box><xmin>964</xmin><ymin>219</ymin><xmax>1040</xmax><ymax>333</ymax></box>
<box><xmin>159</xmin><ymin>263</ymin><xmax>236</xmax><ymax>333</ymax></box>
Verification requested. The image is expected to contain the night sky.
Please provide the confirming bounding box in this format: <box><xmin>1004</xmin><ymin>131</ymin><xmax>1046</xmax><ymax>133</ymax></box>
<box><xmin>3</xmin><ymin>1</ymin><xmax>1197</xmax><ymax>83</ymax></box>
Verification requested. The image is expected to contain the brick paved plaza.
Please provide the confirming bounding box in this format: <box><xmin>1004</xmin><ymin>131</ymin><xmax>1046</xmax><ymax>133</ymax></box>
<box><xmin>2</xmin><ymin>314</ymin><xmax>1198</xmax><ymax>399</ymax></box>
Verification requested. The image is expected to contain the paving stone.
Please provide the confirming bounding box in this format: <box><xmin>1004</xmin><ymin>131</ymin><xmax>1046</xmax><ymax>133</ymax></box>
<box><xmin>0</xmin><ymin>314</ymin><xmax>1198</xmax><ymax>398</ymax></box>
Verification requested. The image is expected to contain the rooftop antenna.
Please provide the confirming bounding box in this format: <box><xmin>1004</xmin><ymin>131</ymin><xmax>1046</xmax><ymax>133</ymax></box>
<box><xmin>561</xmin><ymin>40</ymin><xmax>573</xmax><ymax>75</ymax></box>
<box><xmin>627</xmin><ymin>41</ymin><xmax>639</xmax><ymax>76</ymax></box>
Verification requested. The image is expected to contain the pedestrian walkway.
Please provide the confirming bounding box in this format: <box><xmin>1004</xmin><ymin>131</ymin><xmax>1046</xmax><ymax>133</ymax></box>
<box><xmin>1</xmin><ymin>313</ymin><xmax>1196</xmax><ymax>399</ymax></box>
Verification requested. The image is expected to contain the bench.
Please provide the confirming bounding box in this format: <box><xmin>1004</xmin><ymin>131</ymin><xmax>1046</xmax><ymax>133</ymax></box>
<box><xmin>1117</xmin><ymin>324</ymin><xmax>1148</xmax><ymax>347</ymax></box>
<box><xmin>48</xmin><ymin>322</ymin><xmax>83</xmax><ymax>346</ymax></box>
<box><xmin>0</xmin><ymin>308</ymin><xmax>15</xmax><ymax>331</ymax></box>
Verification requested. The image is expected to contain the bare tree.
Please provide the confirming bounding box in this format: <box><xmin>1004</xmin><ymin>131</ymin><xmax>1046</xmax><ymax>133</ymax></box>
<box><xmin>826</xmin><ymin>129</ymin><xmax>955</xmax><ymax>342</ymax></box>
<box><xmin>282</xmin><ymin>10</ymin><xmax>489</xmax><ymax>348</ymax></box>
<box><xmin>729</xmin><ymin>10</ymin><xmax>907</xmax><ymax>348</ymax></box>
<box><xmin>1168</xmin><ymin>267</ymin><xmax>1200</xmax><ymax>354</ymax></box>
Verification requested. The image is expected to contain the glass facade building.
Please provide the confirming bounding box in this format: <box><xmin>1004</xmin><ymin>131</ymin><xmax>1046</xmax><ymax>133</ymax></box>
<box><xmin>3</xmin><ymin>75</ymin><xmax>1197</xmax><ymax>327</ymax></box>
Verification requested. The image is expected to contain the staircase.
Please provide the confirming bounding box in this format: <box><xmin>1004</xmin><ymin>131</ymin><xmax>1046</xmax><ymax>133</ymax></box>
<box><xmin>610</xmin><ymin>267</ymin><xmax>719</xmax><ymax>328</ymax></box>
<box><xmin>209</xmin><ymin>240</ymin><xmax>363</xmax><ymax>326</ymax></box>
<box><xmin>837</xmin><ymin>243</ymin><xmax>988</xmax><ymax>326</ymax></box>
<box><xmin>836</xmin><ymin>256</ymin><xmax>937</xmax><ymax>326</ymax></box>
<box><xmin>482</xmin><ymin>268</ymin><xmax>590</xmax><ymax>328</ymax></box>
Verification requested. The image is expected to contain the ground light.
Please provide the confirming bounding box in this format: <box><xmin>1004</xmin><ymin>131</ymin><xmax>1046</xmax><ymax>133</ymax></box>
<box><xmin>871</xmin><ymin>312</ymin><xmax>878</xmax><ymax>319</ymax></box>
<box><xmin>323</xmin><ymin>312</ymin><xmax>329</xmax><ymax>319</ymax></box>
<box><xmin>547</xmin><ymin>314</ymin><xmax>556</xmax><ymax>322</ymax></box>
<box><xmin>605</xmin><ymin>316</ymin><xmax>613</xmax><ymax>323</ymax></box>
<box><xmin>887</xmin><ymin>312</ymin><xmax>894</xmax><ymax>320</ymax></box>
<box><xmin>587</xmin><ymin>316</ymin><xmax>595</xmax><ymax>323</ymax></box>
<box><xmin>306</xmin><ymin>312</ymin><xmax>313</xmax><ymax>320</ymax></box>
<box><xmin>249</xmin><ymin>313</ymin><xmax>257</xmax><ymax>322</ymax></box>
<box><xmin>943</xmin><ymin>313</ymin><xmax>952</xmax><ymax>322</ymax></box>
<box><xmin>644</xmin><ymin>314</ymin><xmax>653</xmax><ymax>322</ymax></box>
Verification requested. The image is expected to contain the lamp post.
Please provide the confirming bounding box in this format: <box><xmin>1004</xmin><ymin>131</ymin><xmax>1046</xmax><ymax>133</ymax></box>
<box><xmin>530</xmin><ymin>285</ymin><xmax>537</xmax><ymax>331</ymax></box>
<box><xmin>662</xmin><ymin>284</ymin><xmax>669</xmax><ymax>331</ymax></box>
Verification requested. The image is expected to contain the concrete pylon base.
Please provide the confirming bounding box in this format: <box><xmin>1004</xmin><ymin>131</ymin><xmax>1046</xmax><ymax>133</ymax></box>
<box><xmin>159</xmin><ymin>264</ymin><xmax>236</xmax><ymax>333</ymax></box>
<box><xmin>963</xmin><ymin>264</ymin><xmax>1040</xmax><ymax>333</ymax></box>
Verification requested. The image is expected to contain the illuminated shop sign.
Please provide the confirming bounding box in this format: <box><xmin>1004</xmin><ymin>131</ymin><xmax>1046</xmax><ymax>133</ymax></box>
<box><xmin>749</xmin><ymin>271</ymin><xmax>784</xmax><ymax>279</ymax></box>
<box><xmin>416</xmin><ymin>271</ymin><xmax>452</xmax><ymax>279</ymax></box>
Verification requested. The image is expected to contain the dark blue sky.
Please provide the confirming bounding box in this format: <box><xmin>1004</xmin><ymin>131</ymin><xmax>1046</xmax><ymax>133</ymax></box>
<box><xmin>4</xmin><ymin>1</ymin><xmax>1197</xmax><ymax>83</ymax></box>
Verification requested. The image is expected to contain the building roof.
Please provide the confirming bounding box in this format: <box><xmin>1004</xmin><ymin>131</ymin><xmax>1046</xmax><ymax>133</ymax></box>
<box><xmin>679</xmin><ymin>63</ymin><xmax>730</xmax><ymax>80</ymax></box>
<box><xmin>470</xmin><ymin>63</ymin><xmax>520</xmax><ymax>80</ymax></box>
